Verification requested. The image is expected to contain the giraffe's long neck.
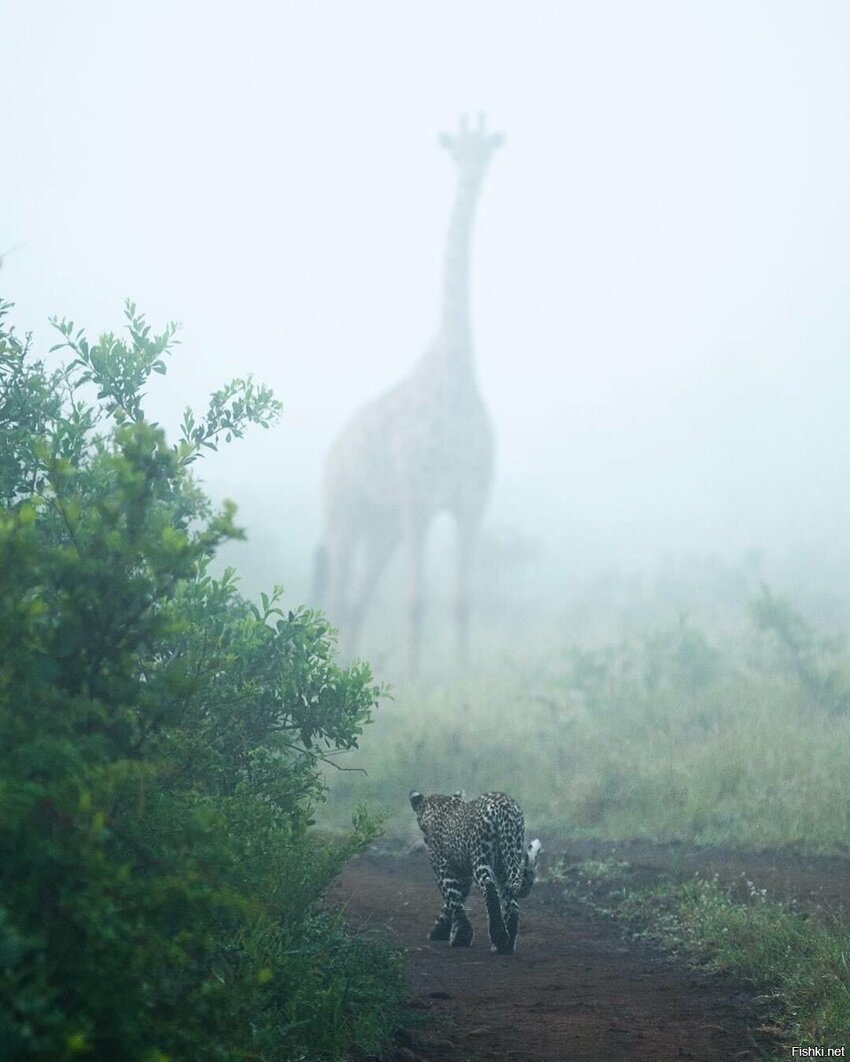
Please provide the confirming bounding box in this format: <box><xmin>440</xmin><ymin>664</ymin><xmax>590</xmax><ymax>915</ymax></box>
<box><xmin>439</xmin><ymin>171</ymin><xmax>484</xmax><ymax>361</ymax></box>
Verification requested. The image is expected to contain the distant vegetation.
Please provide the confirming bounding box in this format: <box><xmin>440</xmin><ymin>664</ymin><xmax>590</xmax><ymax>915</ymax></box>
<box><xmin>324</xmin><ymin>579</ymin><xmax>850</xmax><ymax>852</ymax></box>
<box><xmin>0</xmin><ymin>301</ymin><xmax>405</xmax><ymax>1060</ymax></box>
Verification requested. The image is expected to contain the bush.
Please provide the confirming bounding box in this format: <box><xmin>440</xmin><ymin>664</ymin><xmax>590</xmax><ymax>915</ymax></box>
<box><xmin>750</xmin><ymin>583</ymin><xmax>850</xmax><ymax>714</ymax></box>
<box><xmin>0</xmin><ymin>300</ymin><xmax>404</xmax><ymax>1060</ymax></box>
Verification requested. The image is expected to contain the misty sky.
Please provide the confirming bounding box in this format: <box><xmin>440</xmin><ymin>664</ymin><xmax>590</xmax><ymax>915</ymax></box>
<box><xmin>3</xmin><ymin>1</ymin><xmax>850</xmax><ymax>585</ymax></box>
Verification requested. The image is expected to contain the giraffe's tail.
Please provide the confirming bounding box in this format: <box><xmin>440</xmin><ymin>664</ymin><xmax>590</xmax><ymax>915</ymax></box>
<box><xmin>312</xmin><ymin>543</ymin><xmax>328</xmax><ymax>607</ymax></box>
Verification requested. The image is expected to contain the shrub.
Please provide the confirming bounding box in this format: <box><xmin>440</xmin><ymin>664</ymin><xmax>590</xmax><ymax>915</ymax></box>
<box><xmin>0</xmin><ymin>300</ymin><xmax>404</xmax><ymax>1060</ymax></box>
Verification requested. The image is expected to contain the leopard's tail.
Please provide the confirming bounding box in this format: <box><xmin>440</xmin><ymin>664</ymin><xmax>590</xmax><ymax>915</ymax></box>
<box><xmin>516</xmin><ymin>838</ymin><xmax>542</xmax><ymax>898</ymax></box>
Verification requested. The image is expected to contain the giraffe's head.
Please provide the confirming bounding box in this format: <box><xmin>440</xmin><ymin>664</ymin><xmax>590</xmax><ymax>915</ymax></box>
<box><xmin>439</xmin><ymin>113</ymin><xmax>504</xmax><ymax>179</ymax></box>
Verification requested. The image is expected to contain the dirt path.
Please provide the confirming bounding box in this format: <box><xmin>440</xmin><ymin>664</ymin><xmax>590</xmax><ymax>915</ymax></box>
<box><xmin>333</xmin><ymin>849</ymin><xmax>784</xmax><ymax>1061</ymax></box>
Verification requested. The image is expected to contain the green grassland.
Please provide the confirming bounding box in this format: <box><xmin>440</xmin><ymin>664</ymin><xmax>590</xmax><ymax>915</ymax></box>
<box><xmin>320</xmin><ymin>574</ymin><xmax>850</xmax><ymax>853</ymax></box>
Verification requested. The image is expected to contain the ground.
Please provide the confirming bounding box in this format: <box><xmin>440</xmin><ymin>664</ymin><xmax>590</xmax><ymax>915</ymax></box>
<box><xmin>331</xmin><ymin>840</ymin><xmax>836</xmax><ymax>1061</ymax></box>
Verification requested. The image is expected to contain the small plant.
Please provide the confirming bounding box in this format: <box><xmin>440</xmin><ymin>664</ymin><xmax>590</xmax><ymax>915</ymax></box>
<box><xmin>544</xmin><ymin>857</ymin><xmax>632</xmax><ymax>887</ymax></box>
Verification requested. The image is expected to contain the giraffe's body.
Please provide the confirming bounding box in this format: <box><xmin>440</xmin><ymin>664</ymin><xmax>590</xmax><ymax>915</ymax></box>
<box><xmin>316</xmin><ymin>116</ymin><xmax>501</xmax><ymax>672</ymax></box>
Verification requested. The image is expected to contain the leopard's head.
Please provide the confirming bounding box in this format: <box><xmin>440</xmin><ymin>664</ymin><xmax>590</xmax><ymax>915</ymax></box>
<box><xmin>409</xmin><ymin>790</ymin><xmax>464</xmax><ymax>845</ymax></box>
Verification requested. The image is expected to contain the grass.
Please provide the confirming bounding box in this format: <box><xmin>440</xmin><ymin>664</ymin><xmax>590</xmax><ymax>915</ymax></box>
<box><xmin>549</xmin><ymin>856</ymin><xmax>850</xmax><ymax>1049</ymax></box>
<box><xmin>321</xmin><ymin>624</ymin><xmax>850</xmax><ymax>850</ymax></box>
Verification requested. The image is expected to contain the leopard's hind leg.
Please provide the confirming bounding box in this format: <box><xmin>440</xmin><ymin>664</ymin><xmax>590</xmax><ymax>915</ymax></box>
<box><xmin>473</xmin><ymin>861</ymin><xmax>511</xmax><ymax>953</ymax></box>
<box><xmin>431</xmin><ymin>870</ymin><xmax>473</xmax><ymax>947</ymax></box>
<box><xmin>500</xmin><ymin>835</ymin><xmax>536</xmax><ymax>951</ymax></box>
<box><xmin>501</xmin><ymin>891</ymin><xmax>520</xmax><ymax>951</ymax></box>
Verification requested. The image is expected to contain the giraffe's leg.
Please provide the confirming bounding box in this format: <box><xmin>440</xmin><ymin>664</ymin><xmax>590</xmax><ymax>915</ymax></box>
<box><xmin>406</xmin><ymin>521</ymin><xmax>427</xmax><ymax>677</ymax></box>
<box><xmin>347</xmin><ymin>528</ymin><xmax>398</xmax><ymax>655</ymax></box>
<box><xmin>311</xmin><ymin>543</ymin><xmax>329</xmax><ymax>608</ymax></box>
<box><xmin>455</xmin><ymin>518</ymin><xmax>478</xmax><ymax>667</ymax></box>
<box><xmin>326</xmin><ymin>532</ymin><xmax>355</xmax><ymax>648</ymax></box>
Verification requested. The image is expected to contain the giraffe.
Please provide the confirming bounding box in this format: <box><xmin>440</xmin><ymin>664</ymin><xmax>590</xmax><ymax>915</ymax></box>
<box><xmin>314</xmin><ymin>114</ymin><xmax>502</xmax><ymax>674</ymax></box>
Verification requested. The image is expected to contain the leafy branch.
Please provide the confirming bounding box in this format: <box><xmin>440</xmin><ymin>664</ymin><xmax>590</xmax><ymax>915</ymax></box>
<box><xmin>176</xmin><ymin>376</ymin><xmax>282</xmax><ymax>465</ymax></box>
<box><xmin>50</xmin><ymin>299</ymin><xmax>178</xmax><ymax>423</ymax></box>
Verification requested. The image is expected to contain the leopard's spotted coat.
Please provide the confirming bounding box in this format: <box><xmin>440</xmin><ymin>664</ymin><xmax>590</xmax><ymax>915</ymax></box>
<box><xmin>409</xmin><ymin>790</ymin><xmax>541</xmax><ymax>954</ymax></box>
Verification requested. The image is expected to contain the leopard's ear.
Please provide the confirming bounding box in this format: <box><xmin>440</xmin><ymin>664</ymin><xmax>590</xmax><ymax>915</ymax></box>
<box><xmin>409</xmin><ymin>791</ymin><xmax>425</xmax><ymax>812</ymax></box>
<box><xmin>453</xmin><ymin>789</ymin><xmax>466</xmax><ymax>800</ymax></box>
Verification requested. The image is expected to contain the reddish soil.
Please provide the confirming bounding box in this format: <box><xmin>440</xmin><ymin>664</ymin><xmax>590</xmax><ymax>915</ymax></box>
<box><xmin>562</xmin><ymin>838</ymin><xmax>850</xmax><ymax>920</ymax></box>
<box><xmin>332</xmin><ymin>844</ymin><xmax>809</xmax><ymax>1062</ymax></box>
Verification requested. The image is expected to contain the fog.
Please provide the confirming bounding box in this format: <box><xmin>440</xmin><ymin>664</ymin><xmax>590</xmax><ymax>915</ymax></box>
<box><xmin>4</xmin><ymin>1</ymin><xmax>850</xmax><ymax>639</ymax></box>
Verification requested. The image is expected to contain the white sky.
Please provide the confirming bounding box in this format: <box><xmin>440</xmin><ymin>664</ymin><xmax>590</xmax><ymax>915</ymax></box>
<box><xmin>3</xmin><ymin>1</ymin><xmax>850</xmax><ymax>585</ymax></box>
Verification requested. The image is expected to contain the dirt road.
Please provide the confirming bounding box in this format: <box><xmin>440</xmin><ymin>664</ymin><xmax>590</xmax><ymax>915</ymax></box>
<box><xmin>333</xmin><ymin>847</ymin><xmax>790</xmax><ymax>1061</ymax></box>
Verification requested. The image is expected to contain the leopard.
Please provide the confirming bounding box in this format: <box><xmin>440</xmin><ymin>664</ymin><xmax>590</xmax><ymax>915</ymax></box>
<box><xmin>409</xmin><ymin>790</ymin><xmax>542</xmax><ymax>954</ymax></box>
